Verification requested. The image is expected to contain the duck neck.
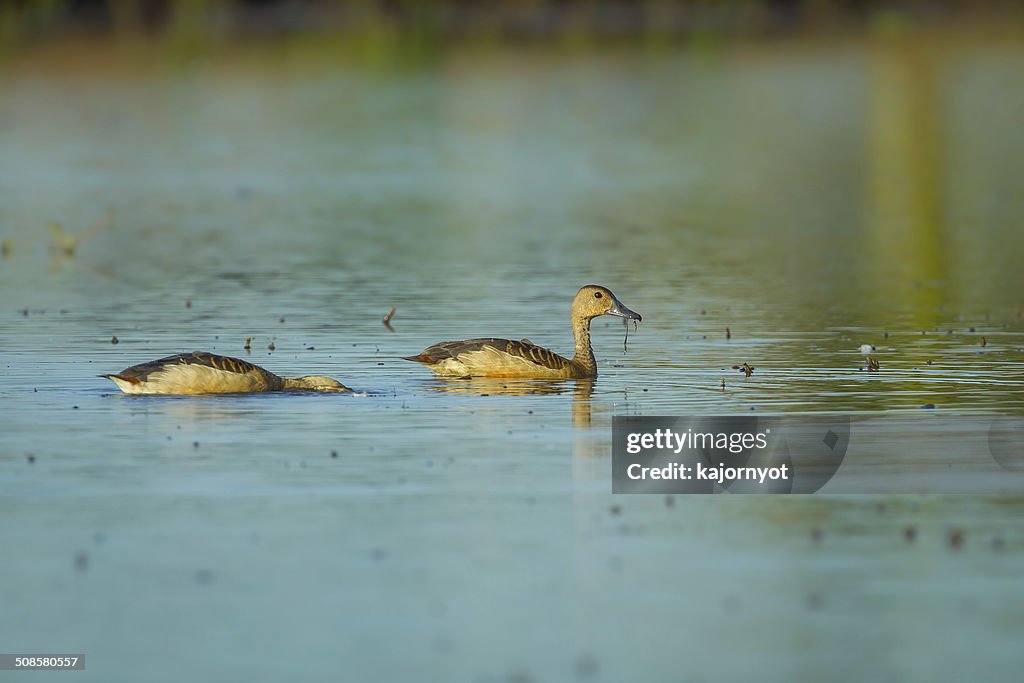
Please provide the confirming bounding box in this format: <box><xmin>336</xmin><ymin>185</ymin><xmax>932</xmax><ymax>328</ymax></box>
<box><xmin>570</xmin><ymin>315</ymin><xmax>597</xmax><ymax>377</ymax></box>
<box><xmin>282</xmin><ymin>376</ymin><xmax>349</xmax><ymax>392</ymax></box>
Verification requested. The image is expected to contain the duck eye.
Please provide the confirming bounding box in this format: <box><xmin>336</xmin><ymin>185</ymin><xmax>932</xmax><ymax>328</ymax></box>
<box><xmin>594</xmin><ymin>292</ymin><xmax>603</xmax><ymax>299</ymax></box>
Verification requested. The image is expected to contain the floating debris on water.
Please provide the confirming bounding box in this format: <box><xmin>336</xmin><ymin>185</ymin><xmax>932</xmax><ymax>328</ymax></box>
<box><xmin>884</xmin><ymin>331</ymin><xmax>889</xmax><ymax>339</ymax></box>
<box><xmin>979</xmin><ymin>336</ymin><xmax>987</xmax><ymax>347</ymax></box>
<box><xmin>1</xmin><ymin>238</ymin><xmax>11</xmax><ymax>258</ymax></box>
<box><xmin>948</xmin><ymin>528</ymin><xmax>965</xmax><ymax>550</ymax></box>
<box><xmin>810</xmin><ymin>528</ymin><xmax>823</xmax><ymax>544</ymax></box>
<box><xmin>726</xmin><ymin>327</ymin><xmax>731</xmax><ymax>340</ymax></box>
<box><xmin>73</xmin><ymin>551</ymin><xmax>89</xmax><ymax>572</ymax></box>
<box><xmin>732</xmin><ymin>362</ymin><xmax>755</xmax><ymax>377</ymax></box>
<box><xmin>866</xmin><ymin>356</ymin><xmax>880</xmax><ymax>371</ymax></box>
<box><xmin>903</xmin><ymin>526</ymin><xmax>917</xmax><ymax>543</ymax></box>
<box><xmin>26</xmin><ymin>454</ymin><xmax>35</xmax><ymax>464</ymax></box>
<box><xmin>267</xmin><ymin>340</ymin><xmax>276</xmax><ymax>351</ymax></box>
<box><xmin>48</xmin><ymin>221</ymin><xmax>77</xmax><ymax>257</ymax></box>
<box><xmin>194</xmin><ymin>569</ymin><xmax>215</xmax><ymax>585</ymax></box>
<box><xmin>721</xmin><ymin>378</ymin><xmax>726</xmax><ymax>391</ymax></box>
<box><xmin>383</xmin><ymin>307</ymin><xmax>396</xmax><ymax>331</ymax></box>
<box><xmin>575</xmin><ymin>653</ymin><xmax>599</xmax><ymax>679</ymax></box>
<box><xmin>330</xmin><ymin>450</ymin><xmax>338</xmax><ymax>458</ymax></box>
<box><xmin>922</xmin><ymin>403</ymin><xmax>936</xmax><ymax>409</ymax></box>
<box><xmin>185</xmin><ymin>299</ymin><xmax>192</xmax><ymax>309</ymax></box>
<box><xmin>110</xmin><ymin>335</ymin><xmax>119</xmax><ymax>344</ymax></box>
<box><xmin>721</xmin><ymin>594</ymin><xmax>742</xmax><ymax>615</ymax></box>
<box><xmin>244</xmin><ymin>336</ymin><xmax>252</xmax><ymax>351</ymax></box>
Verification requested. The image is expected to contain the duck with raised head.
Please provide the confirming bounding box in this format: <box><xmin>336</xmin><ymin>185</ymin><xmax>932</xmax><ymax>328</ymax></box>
<box><xmin>101</xmin><ymin>351</ymin><xmax>349</xmax><ymax>395</ymax></box>
<box><xmin>403</xmin><ymin>285</ymin><xmax>641</xmax><ymax>378</ymax></box>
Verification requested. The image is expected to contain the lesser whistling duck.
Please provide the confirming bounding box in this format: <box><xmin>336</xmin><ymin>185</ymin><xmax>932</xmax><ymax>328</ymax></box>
<box><xmin>101</xmin><ymin>351</ymin><xmax>349</xmax><ymax>395</ymax></box>
<box><xmin>404</xmin><ymin>285</ymin><xmax>641</xmax><ymax>378</ymax></box>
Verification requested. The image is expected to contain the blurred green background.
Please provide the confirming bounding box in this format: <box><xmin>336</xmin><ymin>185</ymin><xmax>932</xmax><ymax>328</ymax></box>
<box><xmin>2</xmin><ymin>1</ymin><xmax>1022</xmax><ymax>53</ymax></box>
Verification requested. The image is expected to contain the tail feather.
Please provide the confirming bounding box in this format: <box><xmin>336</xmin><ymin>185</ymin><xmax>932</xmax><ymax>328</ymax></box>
<box><xmin>98</xmin><ymin>373</ymin><xmax>140</xmax><ymax>384</ymax></box>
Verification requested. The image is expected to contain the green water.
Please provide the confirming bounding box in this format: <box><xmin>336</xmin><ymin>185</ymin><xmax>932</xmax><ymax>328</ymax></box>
<box><xmin>1</xmin><ymin>37</ymin><xmax>1023</xmax><ymax>682</ymax></box>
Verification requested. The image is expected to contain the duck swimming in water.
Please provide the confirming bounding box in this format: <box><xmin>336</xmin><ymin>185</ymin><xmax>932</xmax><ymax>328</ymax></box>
<box><xmin>403</xmin><ymin>285</ymin><xmax>641</xmax><ymax>379</ymax></box>
<box><xmin>101</xmin><ymin>351</ymin><xmax>349</xmax><ymax>395</ymax></box>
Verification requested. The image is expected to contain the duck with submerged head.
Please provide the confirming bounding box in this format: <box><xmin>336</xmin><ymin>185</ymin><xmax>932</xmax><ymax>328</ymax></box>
<box><xmin>101</xmin><ymin>351</ymin><xmax>349</xmax><ymax>395</ymax></box>
<box><xmin>404</xmin><ymin>285</ymin><xmax>641</xmax><ymax>379</ymax></box>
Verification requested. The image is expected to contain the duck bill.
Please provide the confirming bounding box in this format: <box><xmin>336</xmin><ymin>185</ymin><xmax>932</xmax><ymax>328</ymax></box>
<box><xmin>608</xmin><ymin>297</ymin><xmax>642</xmax><ymax>322</ymax></box>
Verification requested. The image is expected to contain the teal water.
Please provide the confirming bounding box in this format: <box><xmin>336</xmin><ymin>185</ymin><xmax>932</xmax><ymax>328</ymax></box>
<box><xmin>1</xmin><ymin>38</ymin><xmax>1023</xmax><ymax>681</ymax></box>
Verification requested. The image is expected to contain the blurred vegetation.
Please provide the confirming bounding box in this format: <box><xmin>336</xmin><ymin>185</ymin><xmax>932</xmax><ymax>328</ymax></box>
<box><xmin>1</xmin><ymin>0</ymin><xmax>1022</xmax><ymax>54</ymax></box>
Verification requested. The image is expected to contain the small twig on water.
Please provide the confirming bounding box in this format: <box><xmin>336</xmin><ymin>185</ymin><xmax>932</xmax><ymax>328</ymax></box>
<box><xmin>732</xmin><ymin>362</ymin><xmax>755</xmax><ymax>377</ymax></box>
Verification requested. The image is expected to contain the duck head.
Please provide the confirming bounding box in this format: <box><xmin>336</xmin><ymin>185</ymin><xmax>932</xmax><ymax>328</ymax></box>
<box><xmin>573</xmin><ymin>285</ymin><xmax>642</xmax><ymax>322</ymax></box>
<box><xmin>286</xmin><ymin>376</ymin><xmax>350</xmax><ymax>392</ymax></box>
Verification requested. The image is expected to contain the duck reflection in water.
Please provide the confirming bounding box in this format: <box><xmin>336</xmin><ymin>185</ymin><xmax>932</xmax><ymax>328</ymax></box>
<box><xmin>425</xmin><ymin>378</ymin><xmax>596</xmax><ymax>428</ymax></box>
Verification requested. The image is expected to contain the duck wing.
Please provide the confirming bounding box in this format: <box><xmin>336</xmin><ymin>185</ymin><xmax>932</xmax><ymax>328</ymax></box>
<box><xmin>405</xmin><ymin>338</ymin><xmax>571</xmax><ymax>372</ymax></box>
<box><xmin>105</xmin><ymin>351</ymin><xmax>267</xmax><ymax>383</ymax></box>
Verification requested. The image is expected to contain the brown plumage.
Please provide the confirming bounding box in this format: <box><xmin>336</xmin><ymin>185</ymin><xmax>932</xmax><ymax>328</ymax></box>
<box><xmin>411</xmin><ymin>338</ymin><xmax>573</xmax><ymax>373</ymax></box>
<box><xmin>101</xmin><ymin>351</ymin><xmax>348</xmax><ymax>395</ymax></box>
<box><xmin>404</xmin><ymin>285</ymin><xmax>641</xmax><ymax>379</ymax></box>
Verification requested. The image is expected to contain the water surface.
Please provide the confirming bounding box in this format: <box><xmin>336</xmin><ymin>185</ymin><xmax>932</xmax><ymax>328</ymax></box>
<box><xmin>1</xmin><ymin>37</ymin><xmax>1023</xmax><ymax>682</ymax></box>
